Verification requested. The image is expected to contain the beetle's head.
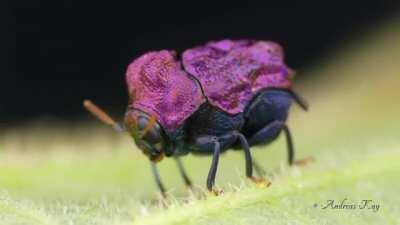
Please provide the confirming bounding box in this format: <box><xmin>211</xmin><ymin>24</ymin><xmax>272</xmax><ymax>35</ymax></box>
<box><xmin>124</xmin><ymin>109</ymin><xmax>166</xmax><ymax>162</ymax></box>
<box><xmin>83</xmin><ymin>100</ymin><xmax>166</xmax><ymax>162</ymax></box>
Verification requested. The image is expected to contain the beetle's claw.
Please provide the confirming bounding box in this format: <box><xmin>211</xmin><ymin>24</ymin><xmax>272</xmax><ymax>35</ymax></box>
<box><xmin>250</xmin><ymin>176</ymin><xmax>271</xmax><ymax>188</ymax></box>
<box><xmin>208</xmin><ymin>189</ymin><xmax>224</xmax><ymax>196</ymax></box>
<box><xmin>293</xmin><ymin>155</ymin><xmax>315</xmax><ymax>167</ymax></box>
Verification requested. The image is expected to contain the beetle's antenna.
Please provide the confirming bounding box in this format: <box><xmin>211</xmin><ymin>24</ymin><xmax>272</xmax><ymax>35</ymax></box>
<box><xmin>83</xmin><ymin>99</ymin><xmax>125</xmax><ymax>132</ymax></box>
<box><xmin>288</xmin><ymin>90</ymin><xmax>309</xmax><ymax>111</ymax></box>
<box><xmin>140</xmin><ymin>114</ymin><xmax>157</xmax><ymax>138</ymax></box>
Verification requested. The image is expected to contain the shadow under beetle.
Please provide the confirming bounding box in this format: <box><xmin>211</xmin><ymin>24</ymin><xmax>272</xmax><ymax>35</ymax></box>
<box><xmin>84</xmin><ymin>40</ymin><xmax>309</xmax><ymax>197</ymax></box>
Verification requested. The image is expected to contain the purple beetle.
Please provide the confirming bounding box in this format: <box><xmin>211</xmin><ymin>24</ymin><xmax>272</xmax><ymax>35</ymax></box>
<box><xmin>84</xmin><ymin>40</ymin><xmax>309</xmax><ymax>196</ymax></box>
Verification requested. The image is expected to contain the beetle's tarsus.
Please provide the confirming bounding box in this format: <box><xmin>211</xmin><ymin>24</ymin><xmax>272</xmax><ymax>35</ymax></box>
<box><xmin>208</xmin><ymin>188</ymin><xmax>224</xmax><ymax>196</ymax></box>
<box><xmin>250</xmin><ymin>176</ymin><xmax>271</xmax><ymax>188</ymax></box>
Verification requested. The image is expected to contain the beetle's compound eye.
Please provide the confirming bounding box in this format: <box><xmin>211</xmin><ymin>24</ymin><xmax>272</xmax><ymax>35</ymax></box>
<box><xmin>137</xmin><ymin>116</ymin><xmax>162</xmax><ymax>143</ymax></box>
<box><xmin>124</xmin><ymin>109</ymin><xmax>165</xmax><ymax>162</ymax></box>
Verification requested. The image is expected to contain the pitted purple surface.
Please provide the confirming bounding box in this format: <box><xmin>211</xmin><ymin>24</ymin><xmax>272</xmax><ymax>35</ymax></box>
<box><xmin>126</xmin><ymin>50</ymin><xmax>204</xmax><ymax>132</ymax></box>
<box><xmin>182</xmin><ymin>40</ymin><xmax>292</xmax><ymax>114</ymax></box>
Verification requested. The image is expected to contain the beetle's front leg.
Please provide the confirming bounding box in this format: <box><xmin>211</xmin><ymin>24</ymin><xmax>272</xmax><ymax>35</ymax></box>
<box><xmin>150</xmin><ymin>162</ymin><xmax>167</xmax><ymax>198</ymax></box>
<box><xmin>174</xmin><ymin>156</ymin><xmax>193</xmax><ymax>190</ymax></box>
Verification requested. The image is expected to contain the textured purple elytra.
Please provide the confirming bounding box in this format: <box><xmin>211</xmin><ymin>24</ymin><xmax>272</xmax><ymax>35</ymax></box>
<box><xmin>126</xmin><ymin>40</ymin><xmax>293</xmax><ymax>131</ymax></box>
<box><xmin>126</xmin><ymin>50</ymin><xmax>205</xmax><ymax>132</ymax></box>
<box><xmin>182</xmin><ymin>39</ymin><xmax>292</xmax><ymax>114</ymax></box>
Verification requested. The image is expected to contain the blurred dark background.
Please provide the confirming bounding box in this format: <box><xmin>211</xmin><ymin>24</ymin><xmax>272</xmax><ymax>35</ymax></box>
<box><xmin>4</xmin><ymin>1</ymin><xmax>400</xmax><ymax>123</ymax></box>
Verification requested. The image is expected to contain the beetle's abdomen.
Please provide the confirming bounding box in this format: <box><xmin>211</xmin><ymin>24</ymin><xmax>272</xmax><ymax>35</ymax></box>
<box><xmin>126</xmin><ymin>51</ymin><xmax>205</xmax><ymax>133</ymax></box>
<box><xmin>182</xmin><ymin>40</ymin><xmax>292</xmax><ymax>115</ymax></box>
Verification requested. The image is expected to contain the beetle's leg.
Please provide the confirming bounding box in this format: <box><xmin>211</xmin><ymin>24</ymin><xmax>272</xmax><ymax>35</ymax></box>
<box><xmin>281</xmin><ymin>124</ymin><xmax>294</xmax><ymax>165</ymax></box>
<box><xmin>235</xmin><ymin>132</ymin><xmax>270</xmax><ymax>187</ymax></box>
<box><xmin>247</xmin><ymin>121</ymin><xmax>293</xmax><ymax>164</ymax></box>
<box><xmin>206</xmin><ymin>138</ymin><xmax>221</xmax><ymax>195</ymax></box>
<box><xmin>282</xmin><ymin>125</ymin><xmax>315</xmax><ymax>166</ymax></box>
<box><xmin>150</xmin><ymin>162</ymin><xmax>167</xmax><ymax>198</ymax></box>
<box><xmin>174</xmin><ymin>157</ymin><xmax>193</xmax><ymax>190</ymax></box>
<box><xmin>248</xmin><ymin>121</ymin><xmax>312</xmax><ymax>167</ymax></box>
<box><xmin>234</xmin><ymin>132</ymin><xmax>253</xmax><ymax>178</ymax></box>
<box><xmin>248</xmin><ymin>121</ymin><xmax>282</xmax><ymax>146</ymax></box>
<box><xmin>288</xmin><ymin>90</ymin><xmax>309</xmax><ymax>111</ymax></box>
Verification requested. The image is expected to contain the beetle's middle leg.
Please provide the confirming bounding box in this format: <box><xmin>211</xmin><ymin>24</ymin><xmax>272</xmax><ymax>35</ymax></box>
<box><xmin>174</xmin><ymin>156</ymin><xmax>193</xmax><ymax>190</ymax></box>
<box><xmin>234</xmin><ymin>132</ymin><xmax>270</xmax><ymax>187</ymax></box>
